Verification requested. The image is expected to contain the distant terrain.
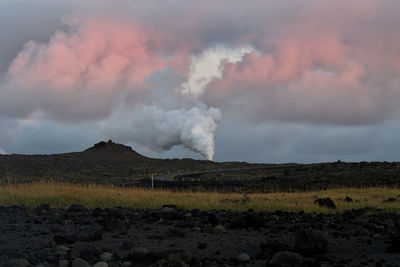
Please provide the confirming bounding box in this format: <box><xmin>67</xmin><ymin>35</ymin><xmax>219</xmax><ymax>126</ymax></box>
<box><xmin>1</xmin><ymin>140</ymin><xmax>400</xmax><ymax>191</ymax></box>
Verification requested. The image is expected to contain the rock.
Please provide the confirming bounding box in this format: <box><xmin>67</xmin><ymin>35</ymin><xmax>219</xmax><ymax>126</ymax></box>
<box><xmin>165</xmin><ymin>228</ymin><xmax>187</xmax><ymax>238</ymax></box>
<box><xmin>161</xmin><ymin>205</ymin><xmax>178</xmax><ymax>220</ymax></box>
<box><xmin>383</xmin><ymin>197</ymin><xmax>396</xmax><ymax>203</ymax></box>
<box><xmin>120</xmin><ymin>240</ymin><xmax>135</xmax><ymax>251</ymax></box>
<box><xmin>68</xmin><ymin>204</ymin><xmax>87</xmax><ymax>212</ymax></box>
<box><xmin>39</xmin><ymin>227</ymin><xmax>52</xmax><ymax>235</ymax></box>
<box><xmin>314</xmin><ymin>198</ymin><xmax>336</xmax><ymax>209</ymax></box>
<box><xmin>103</xmin><ymin>209</ymin><xmax>129</xmax><ymax>231</ymax></box>
<box><xmin>166</xmin><ymin>250</ymin><xmax>193</xmax><ymax>263</ymax></box>
<box><xmin>72</xmin><ymin>258</ymin><xmax>90</xmax><ymax>267</ymax></box>
<box><xmin>122</xmin><ymin>262</ymin><xmax>133</xmax><ymax>267</ymax></box>
<box><xmin>7</xmin><ymin>258</ymin><xmax>31</xmax><ymax>267</ymax></box>
<box><xmin>74</xmin><ymin>244</ymin><xmax>102</xmax><ymax>262</ymax></box>
<box><xmin>37</xmin><ymin>204</ymin><xmax>51</xmax><ymax>215</ymax></box>
<box><xmin>197</xmin><ymin>242</ymin><xmax>207</xmax><ymax>249</ymax></box>
<box><xmin>207</xmin><ymin>213</ymin><xmax>219</xmax><ymax>226</ymax></box>
<box><xmin>260</xmin><ymin>239</ymin><xmax>289</xmax><ymax>258</ymax></box>
<box><xmin>268</xmin><ymin>251</ymin><xmax>304</xmax><ymax>267</ymax></box>
<box><xmin>237</xmin><ymin>253</ymin><xmax>251</xmax><ymax>262</ymax></box>
<box><xmin>387</xmin><ymin>236</ymin><xmax>400</xmax><ymax>252</ymax></box>
<box><xmin>82</xmin><ymin>230</ymin><xmax>103</xmax><ymax>241</ymax></box>
<box><xmin>54</xmin><ymin>234</ymin><xmax>78</xmax><ymax>245</ymax></box>
<box><xmin>100</xmin><ymin>252</ymin><xmax>113</xmax><ymax>261</ymax></box>
<box><xmin>56</xmin><ymin>245</ymin><xmax>71</xmax><ymax>253</ymax></box>
<box><xmin>130</xmin><ymin>247</ymin><xmax>148</xmax><ymax>261</ymax></box>
<box><xmin>245</xmin><ymin>212</ymin><xmax>264</xmax><ymax>229</ymax></box>
<box><xmin>230</xmin><ymin>215</ymin><xmax>246</xmax><ymax>229</ymax></box>
<box><xmin>344</xmin><ymin>196</ymin><xmax>353</xmax><ymax>202</ymax></box>
<box><xmin>213</xmin><ymin>225</ymin><xmax>225</xmax><ymax>233</ymax></box>
<box><xmin>295</xmin><ymin>230</ymin><xmax>329</xmax><ymax>256</ymax></box>
<box><xmin>93</xmin><ymin>262</ymin><xmax>108</xmax><ymax>267</ymax></box>
<box><xmin>58</xmin><ymin>260</ymin><xmax>69</xmax><ymax>267</ymax></box>
<box><xmin>70</xmin><ymin>249</ymin><xmax>80</xmax><ymax>259</ymax></box>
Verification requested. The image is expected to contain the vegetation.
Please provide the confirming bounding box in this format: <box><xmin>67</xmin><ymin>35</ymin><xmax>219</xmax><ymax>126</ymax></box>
<box><xmin>1</xmin><ymin>181</ymin><xmax>400</xmax><ymax>213</ymax></box>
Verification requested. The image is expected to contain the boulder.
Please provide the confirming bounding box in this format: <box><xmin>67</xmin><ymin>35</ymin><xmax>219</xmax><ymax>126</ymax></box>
<box><xmin>268</xmin><ymin>251</ymin><xmax>304</xmax><ymax>267</ymax></box>
<box><xmin>295</xmin><ymin>230</ymin><xmax>329</xmax><ymax>255</ymax></box>
<box><xmin>7</xmin><ymin>258</ymin><xmax>31</xmax><ymax>267</ymax></box>
<box><xmin>237</xmin><ymin>253</ymin><xmax>251</xmax><ymax>262</ymax></box>
<box><xmin>313</xmin><ymin>198</ymin><xmax>336</xmax><ymax>209</ymax></box>
<box><xmin>72</xmin><ymin>258</ymin><xmax>90</xmax><ymax>267</ymax></box>
<box><xmin>260</xmin><ymin>239</ymin><xmax>289</xmax><ymax>258</ymax></box>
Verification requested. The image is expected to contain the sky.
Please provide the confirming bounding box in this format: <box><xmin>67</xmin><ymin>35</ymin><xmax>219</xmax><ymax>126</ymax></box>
<box><xmin>1</xmin><ymin>0</ymin><xmax>400</xmax><ymax>163</ymax></box>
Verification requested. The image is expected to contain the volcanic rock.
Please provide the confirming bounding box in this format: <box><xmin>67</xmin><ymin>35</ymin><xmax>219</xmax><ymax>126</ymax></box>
<box><xmin>7</xmin><ymin>258</ymin><xmax>31</xmax><ymax>267</ymax></box>
<box><xmin>260</xmin><ymin>239</ymin><xmax>290</xmax><ymax>258</ymax></box>
<box><xmin>295</xmin><ymin>230</ymin><xmax>329</xmax><ymax>255</ymax></box>
<box><xmin>313</xmin><ymin>198</ymin><xmax>336</xmax><ymax>209</ymax></box>
<box><xmin>268</xmin><ymin>251</ymin><xmax>304</xmax><ymax>267</ymax></box>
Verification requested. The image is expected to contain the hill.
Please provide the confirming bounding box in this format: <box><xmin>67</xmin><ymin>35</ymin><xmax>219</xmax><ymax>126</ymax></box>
<box><xmin>0</xmin><ymin>140</ymin><xmax>253</xmax><ymax>184</ymax></box>
<box><xmin>1</xmin><ymin>140</ymin><xmax>400</xmax><ymax>191</ymax></box>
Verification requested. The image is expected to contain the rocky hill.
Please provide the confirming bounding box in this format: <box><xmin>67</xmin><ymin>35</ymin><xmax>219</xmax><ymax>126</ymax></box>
<box><xmin>0</xmin><ymin>140</ymin><xmax>251</xmax><ymax>184</ymax></box>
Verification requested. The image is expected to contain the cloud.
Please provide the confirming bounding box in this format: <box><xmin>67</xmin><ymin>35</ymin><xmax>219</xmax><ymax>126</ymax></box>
<box><xmin>1</xmin><ymin>0</ymin><xmax>400</xmax><ymax>161</ymax></box>
<box><xmin>1</xmin><ymin>18</ymin><xmax>165</xmax><ymax>121</ymax></box>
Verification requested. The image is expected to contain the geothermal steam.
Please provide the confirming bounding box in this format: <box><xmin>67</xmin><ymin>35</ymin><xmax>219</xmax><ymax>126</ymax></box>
<box><xmin>107</xmin><ymin>46</ymin><xmax>252</xmax><ymax>160</ymax></box>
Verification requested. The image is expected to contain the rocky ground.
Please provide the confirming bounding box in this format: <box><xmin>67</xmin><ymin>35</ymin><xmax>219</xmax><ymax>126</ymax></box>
<box><xmin>1</xmin><ymin>204</ymin><xmax>400</xmax><ymax>267</ymax></box>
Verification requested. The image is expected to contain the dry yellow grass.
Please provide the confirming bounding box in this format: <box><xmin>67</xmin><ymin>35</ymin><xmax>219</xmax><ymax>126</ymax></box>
<box><xmin>1</xmin><ymin>181</ymin><xmax>400</xmax><ymax>213</ymax></box>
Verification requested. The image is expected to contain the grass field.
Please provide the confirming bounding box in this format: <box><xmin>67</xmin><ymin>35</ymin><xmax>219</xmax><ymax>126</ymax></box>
<box><xmin>1</xmin><ymin>181</ymin><xmax>400</xmax><ymax>213</ymax></box>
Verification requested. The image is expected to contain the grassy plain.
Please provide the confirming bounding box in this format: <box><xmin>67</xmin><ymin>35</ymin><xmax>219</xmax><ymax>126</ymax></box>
<box><xmin>1</xmin><ymin>181</ymin><xmax>400</xmax><ymax>213</ymax></box>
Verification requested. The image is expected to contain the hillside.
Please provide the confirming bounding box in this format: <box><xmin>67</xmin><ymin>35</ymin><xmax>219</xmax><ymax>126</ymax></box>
<box><xmin>1</xmin><ymin>140</ymin><xmax>400</xmax><ymax>191</ymax></box>
<box><xmin>0</xmin><ymin>140</ymin><xmax>253</xmax><ymax>184</ymax></box>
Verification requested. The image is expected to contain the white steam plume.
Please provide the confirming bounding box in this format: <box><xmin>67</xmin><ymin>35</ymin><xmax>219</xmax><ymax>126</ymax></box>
<box><xmin>107</xmin><ymin>105</ymin><xmax>221</xmax><ymax>160</ymax></box>
<box><xmin>106</xmin><ymin>45</ymin><xmax>252</xmax><ymax>160</ymax></box>
<box><xmin>182</xmin><ymin>45</ymin><xmax>254</xmax><ymax>97</ymax></box>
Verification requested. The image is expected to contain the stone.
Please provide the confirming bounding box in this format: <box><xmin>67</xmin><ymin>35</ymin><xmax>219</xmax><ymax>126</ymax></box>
<box><xmin>72</xmin><ymin>258</ymin><xmax>90</xmax><ymax>267</ymax></box>
<box><xmin>68</xmin><ymin>204</ymin><xmax>87</xmax><ymax>212</ymax></box>
<box><xmin>213</xmin><ymin>225</ymin><xmax>225</xmax><ymax>233</ymax></box>
<box><xmin>93</xmin><ymin>262</ymin><xmax>108</xmax><ymax>267</ymax></box>
<box><xmin>58</xmin><ymin>260</ymin><xmax>69</xmax><ymax>267</ymax></box>
<box><xmin>344</xmin><ymin>196</ymin><xmax>353</xmax><ymax>202</ymax></box>
<box><xmin>260</xmin><ymin>239</ymin><xmax>289</xmax><ymax>258</ymax></box>
<box><xmin>70</xmin><ymin>249</ymin><xmax>80</xmax><ymax>259</ymax></box>
<box><xmin>7</xmin><ymin>258</ymin><xmax>31</xmax><ymax>267</ymax></box>
<box><xmin>100</xmin><ymin>252</ymin><xmax>113</xmax><ymax>261</ymax></box>
<box><xmin>167</xmin><ymin>251</ymin><xmax>192</xmax><ymax>263</ymax></box>
<box><xmin>161</xmin><ymin>205</ymin><xmax>178</xmax><ymax>220</ymax></box>
<box><xmin>314</xmin><ymin>198</ymin><xmax>336</xmax><ymax>209</ymax></box>
<box><xmin>165</xmin><ymin>228</ymin><xmax>187</xmax><ymax>238</ymax></box>
<box><xmin>130</xmin><ymin>247</ymin><xmax>148</xmax><ymax>261</ymax></box>
<box><xmin>237</xmin><ymin>253</ymin><xmax>251</xmax><ymax>262</ymax></box>
<box><xmin>103</xmin><ymin>209</ymin><xmax>129</xmax><ymax>231</ymax></box>
<box><xmin>269</xmin><ymin>251</ymin><xmax>304</xmax><ymax>267</ymax></box>
<box><xmin>207</xmin><ymin>213</ymin><xmax>219</xmax><ymax>226</ymax></box>
<box><xmin>197</xmin><ymin>242</ymin><xmax>207</xmax><ymax>249</ymax></box>
<box><xmin>383</xmin><ymin>197</ymin><xmax>396</xmax><ymax>203</ymax></box>
<box><xmin>82</xmin><ymin>230</ymin><xmax>103</xmax><ymax>242</ymax></box>
<box><xmin>122</xmin><ymin>262</ymin><xmax>133</xmax><ymax>267</ymax></box>
<box><xmin>387</xmin><ymin>236</ymin><xmax>400</xmax><ymax>252</ymax></box>
<box><xmin>245</xmin><ymin>212</ymin><xmax>264</xmax><ymax>229</ymax></box>
<box><xmin>295</xmin><ymin>230</ymin><xmax>329</xmax><ymax>255</ymax></box>
<box><xmin>54</xmin><ymin>234</ymin><xmax>78</xmax><ymax>245</ymax></box>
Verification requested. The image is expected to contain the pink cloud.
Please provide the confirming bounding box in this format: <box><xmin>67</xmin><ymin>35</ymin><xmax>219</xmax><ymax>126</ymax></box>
<box><xmin>3</xmin><ymin>18</ymin><xmax>166</xmax><ymax>120</ymax></box>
